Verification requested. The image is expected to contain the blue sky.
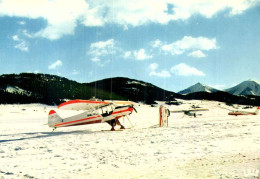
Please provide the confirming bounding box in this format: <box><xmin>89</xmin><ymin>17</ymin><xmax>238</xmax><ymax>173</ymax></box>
<box><xmin>1</xmin><ymin>0</ymin><xmax>260</xmax><ymax>92</ymax></box>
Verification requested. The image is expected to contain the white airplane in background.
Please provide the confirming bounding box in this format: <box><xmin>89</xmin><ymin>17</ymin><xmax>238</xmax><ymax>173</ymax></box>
<box><xmin>170</xmin><ymin>108</ymin><xmax>209</xmax><ymax>117</ymax></box>
<box><xmin>228</xmin><ymin>107</ymin><xmax>260</xmax><ymax>116</ymax></box>
<box><xmin>48</xmin><ymin>99</ymin><xmax>136</xmax><ymax>131</ymax></box>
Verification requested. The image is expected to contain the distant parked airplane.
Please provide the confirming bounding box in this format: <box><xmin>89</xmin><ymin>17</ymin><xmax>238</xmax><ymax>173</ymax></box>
<box><xmin>170</xmin><ymin>108</ymin><xmax>209</xmax><ymax>117</ymax></box>
<box><xmin>228</xmin><ymin>107</ymin><xmax>260</xmax><ymax>116</ymax></box>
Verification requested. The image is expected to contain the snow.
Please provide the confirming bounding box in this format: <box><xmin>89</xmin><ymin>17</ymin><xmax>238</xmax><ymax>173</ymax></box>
<box><xmin>0</xmin><ymin>100</ymin><xmax>260</xmax><ymax>178</ymax></box>
<box><xmin>126</xmin><ymin>80</ymin><xmax>147</xmax><ymax>86</ymax></box>
<box><xmin>5</xmin><ymin>85</ymin><xmax>32</xmax><ymax>96</ymax></box>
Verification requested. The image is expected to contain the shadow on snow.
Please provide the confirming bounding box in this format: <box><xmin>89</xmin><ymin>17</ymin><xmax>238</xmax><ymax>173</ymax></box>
<box><xmin>0</xmin><ymin>130</ymin><xmax>95</xmax><ymax>143</ymax></box>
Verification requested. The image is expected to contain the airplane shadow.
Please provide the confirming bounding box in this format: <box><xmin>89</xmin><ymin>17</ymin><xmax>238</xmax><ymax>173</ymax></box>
<box><xmin>0</xmin><ymin>130</ymin><xmax>97</xmax><ymax>143</ymax></box>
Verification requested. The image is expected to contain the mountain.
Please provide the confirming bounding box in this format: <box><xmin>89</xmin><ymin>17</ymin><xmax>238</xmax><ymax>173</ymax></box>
<box><xmin>225</xmin><ymin>80</ymin><xmax>260</xmax><ymax>96</ymax></box>
<box><xmin>0</xmin><ymin>73</ymin><xmax>125</xmax><ymax>104</ymax></box>
<box><xmin>1</xmin><ymin>73</ymin><xmax>260</xmax><ymax>106</ymax></box>
<box><xmin>178</xmin><ymin>82</ymin><xmax>220</xmax><ymax>94</ymax></box>
<box><xmin>86</xmin><ymin>77</ymin><xmax>181</xmax><ymax>103</ymax></box>
<box><xmin>182</xmin><ymin>91</ymin><xmax>260</xmax><ymax>106</ymax></box>
<box><xmin>0</xmin><ymin>73</ymin><xmax>180</xmax><ymax>104</ymax></box>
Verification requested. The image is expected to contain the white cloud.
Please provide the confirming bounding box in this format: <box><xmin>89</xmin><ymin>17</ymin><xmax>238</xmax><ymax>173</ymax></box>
<box><xmin>18</xmin><ymin>21</ymin><xmax>25</xmax><ymax>25</ymax></box>
<box><xmin>123</xmin><ymin>49</ymin><xmax>152</xmax><ymax>60</ymax></box>
<box><xmin>188</xmin><ymin>50</ymin><xmax>206</xmax><ymax>58</ymax></box>
<box><xmin>48</xmin><ymin>60</ymin><xmax>62</xmax><ymax>70</ymax></box>
<box><xmin>123</xmin><ymin>51</ymin><xmax>132</xmax><ymax>59</ymax></box>
<box><xmin>166</xmin><ymin>0</ymin><xmax>259</xmax><ymax>20</ymax></box>
<box><xmin>134</xmin><ymin>49</ymin><xmax>152</xmax><ymax>60</ymax></box>
<box><xmin>14</xmin><ymin>41</ymin><xmax>29</xmax><ymax>52</ymax></box>
<box><xmin>1</xmin><ymin>0</ymin><xmax>258</xmax><ymax>40</ymax></box>
<box><xmin>90</xmin><ymin>57</ymin><xmax>100</xmax><ymax>62</ymax></box>
<box><xmin>88</xmin><ymin>39</ymin><xmax>116</xmax><ymax>66</ymax></box>
<box><xmin>88</xmin><ymin>39</ymin><xmax>116</xmax><ymax>57</ymax></box>
<box><xmin>12</xmin><ymin>35</ymin><xmax>19</xmax><ymax>41</ymax></box>
<box><xmin>22</xmin><ymin>30</ymin><xmax>33</xmax><ymax>38</ymax></box>
<box><xmin>161</xmin><ymin>36</ymin><xmax>217</xmax><ymax>56</ymax></box>
<box><xmin>170</xmin><ymin>63</ymin><xmax>205</xmax><ymax>76</ymax></box>
<box><xmin>148</xmin><ymin>63</ymin><xmax>171</xmax><ymax>78</ymax></box>
<box><xmin>12</xmin><ymin>35</ymin><xmax>29</xmax><ymax>51</ymax></box>
<box><xmin>151</xmin><ymin>39</ymin><xmax>163</xmax><ymax>48</ymax></box>
<box><xmin>149</xmin><ymin>63</ymin><xmax>159</xmax><ymax>71</ymax></box>
<box><xmin>0</xmin><ymin>0</ymin><xmax>89</xmax><ymax>40</ymax></box>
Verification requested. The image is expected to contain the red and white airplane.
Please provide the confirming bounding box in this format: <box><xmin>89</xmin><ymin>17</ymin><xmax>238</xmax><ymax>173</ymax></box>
<box><xmin>228</xmin><ymin>107</ymin><xmax>260</xmax><ymax>116</ymax></box>
<box><xmin>48</xmin><ymin>99</ymin><xmax>136</xmax><ymax>131</ymax></box>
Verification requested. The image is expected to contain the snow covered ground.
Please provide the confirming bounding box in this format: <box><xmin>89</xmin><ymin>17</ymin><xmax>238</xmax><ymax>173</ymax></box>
<box><xmin>0</xmin><ymin>100</ymin><xmax>260</xmax><ymax>178</ymax></box>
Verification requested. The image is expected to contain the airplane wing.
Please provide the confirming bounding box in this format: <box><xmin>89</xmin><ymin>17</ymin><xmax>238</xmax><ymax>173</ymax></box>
<box><xmin>170</xmin><ymin>108</ymin><xmax>209</xmax><ymax>113</ymax></box>
<box><xmin>58</xmin><ymin>99</ymin><xmax>110</xmax><ymax>110</ymax></box>
<box><xmin>106</xmin><ymin>100</ymin><xmax>135</xmax><ymax>105</ymax></box>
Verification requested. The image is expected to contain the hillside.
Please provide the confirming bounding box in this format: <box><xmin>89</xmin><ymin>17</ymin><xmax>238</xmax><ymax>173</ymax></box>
<box><xmin>0</xmin><ymin>73</ymin><xmax>180</xmax><ymax>105</ymax></box>
<box><xmin>0</xmin><ymin>73</ymin><xmax>125</xmax><ymax>105</ymax></box>
<box><xmin>86</xmin><ymin>77</ymin><xmax>181</xmax><ymax>103</ymax></box>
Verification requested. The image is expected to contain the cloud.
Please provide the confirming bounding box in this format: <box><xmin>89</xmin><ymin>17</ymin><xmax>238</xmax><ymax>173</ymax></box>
<box><xmin>0</xmin><ymin>0</ymin><xmax>89</xmax><ymax>40</ymax></box>
<box><xmin>161</xmin><ymin>36</ymin><xmax>217</xmax><ymax>56</ymax></box>
<box><xmin>12</xmin><ymin>35</ymin><xmax>19</xmax><ymax>41</ymax></box>
<box><xmin>166</xmin><ymin>0</ymin><xmax>259</xmax><ymax>20</ymax></box>
<box><xmin>88</xmin><ymin>39</ymin><xmax>117</xmax><ymax>66</ymax></box>
<box><xmin>123</xmin><ymin>51</ymin><xmax>132</xmax><ymax>59</ymax></box>
<box><xmin>14</xmin><ymin>41</ymin><xmax>29</xmax><ymax>52</ymax></box>
<box><xmin>188</xmin><ymin>50</ymin><xmax>206</xmax><ymax>58</ymax></box>
<box><xmin>134</xmin><ymin>49</ymin><xmax>152</xmax><ymax>60</ymax></box>
<box><xmin>151</xmin><ymin>39</ymin><xmax>163</xmax><ymax>48</ymax></box>
<box><xmin>48</xmin><ymin>60</ymin><xmax>62</xmax><ymax>70</ymax></box>
<box><xmin>90</xmin><ymin>57</ymin><xmax>100</xmax><ymax>62</ymax></box>
<box><xmin>123</xmin><ymin>48</ymin><xmax>152</xmax><ymax>60</ymax></box>
<box><xmin>1</xmin><ymin>0</ymin><xmax>258</xmax><ymax>40</ymax></box>
<box><xmin>18</xmin><ymin>21</ymin><xmax>25</xmax><ymax>25</ymax></box>
<box><xmin>149</xmin><ymin>63</ymin><xmax>159</xmax><ymax>71</ymax></box>
<box><xmin>88</xmin><ymin>39</ymin><xmax>116</xmax><ymax>57</ymax></box>
<box><xmin>170</xmin><ymin>63</ymin><xmax>205</xmax><ymax>76</ymax></box>
<box><xmin>12</xmin><ymin>35</ymin><xmax>29</xmax><ymax>51</ymax></box>
<box><xmin>148</xmin><ymin>63</ymin><xmax>171</xmax><ymax>78</ymax></box>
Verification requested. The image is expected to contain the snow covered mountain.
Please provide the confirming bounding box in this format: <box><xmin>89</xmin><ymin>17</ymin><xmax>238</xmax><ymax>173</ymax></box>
<box><xmin>225</xmin><ymin>80</ymin><xmax>260</xmax><ymax>96</ymax></box>
<box><xmin>178</xmin><ymin>82</ymin><xmax>220</xmax><ymax>94</ymax></box>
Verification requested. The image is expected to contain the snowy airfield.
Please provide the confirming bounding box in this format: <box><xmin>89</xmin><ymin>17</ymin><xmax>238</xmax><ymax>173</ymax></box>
<box><xmin>0</xmin><ymin>100</ymin><xmax>260</xmax><ymax>179</ymax></box>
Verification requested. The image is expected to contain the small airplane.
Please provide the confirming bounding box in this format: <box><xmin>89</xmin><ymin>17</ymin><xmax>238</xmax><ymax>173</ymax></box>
<box><xmin>228</xmin><ymin>107</ymin><xmax>260</xmax><ymax>116</ymax></box>
<box><xmin>170</xmin><ymin>108</ymin><xmax>209</xmax><ymax>117</ymax></box>
<box><xmin>48</xmin><ymin>99</ymin><xmax>136</xmax><ymax>131</ymax></box>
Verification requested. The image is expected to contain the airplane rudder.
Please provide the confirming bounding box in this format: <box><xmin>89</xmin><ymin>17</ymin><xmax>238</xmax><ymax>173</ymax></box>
<box><xmin>49</xmin><ymin>110</ymin><xmax>56</xmax><ymax>115</ymax></box>
<box><xmin>255</xmin><ymin>107</ymin><xmax>260</xmax><ymax>114</ymax></box>
<box><xmin>48</xmin><ymin>110</ymin><xmax>61</xmax><ymax>127</ymax></box>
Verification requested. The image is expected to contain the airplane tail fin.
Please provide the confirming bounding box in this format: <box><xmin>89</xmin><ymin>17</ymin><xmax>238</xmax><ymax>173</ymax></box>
<box><xmin>255</xmin><ymin>107</ymin><xmax>260</xmax><ymax>115</ymax></box>
<box><xmin>48</xmin><ymin>110</ymin><xmax>63</xmax><ymax>128</ymax></box>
